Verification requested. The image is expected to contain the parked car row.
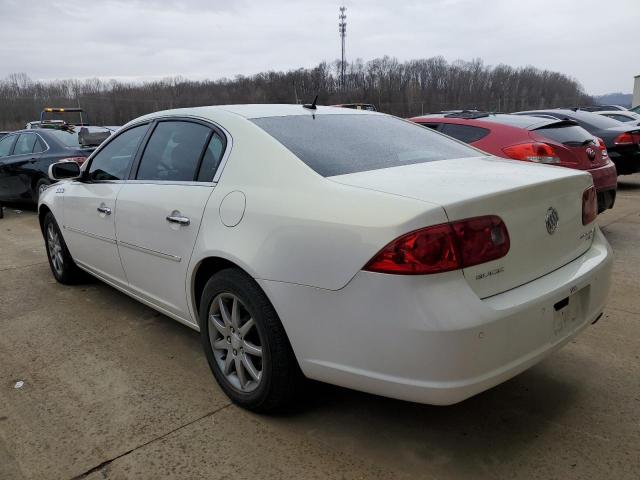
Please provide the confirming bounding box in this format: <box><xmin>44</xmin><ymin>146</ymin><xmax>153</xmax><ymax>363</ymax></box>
<box><xmin>410</xmin><ymin>112</ymin><xmax>618</xmax><ymax>212</ymax></box>
<box><xmin>514</xmin><ymin>109</ymin><xmax>640</xmax><ymax>176</ymax></box>
<box><xmin>38</xmin><ymin>103</ymin><xmax>612</xmax><ymax>412</ymax></box>
<box><xmin>0</xmin><ymin>108</ymin><xmax>116</xmax><ymax>205</ymax></box>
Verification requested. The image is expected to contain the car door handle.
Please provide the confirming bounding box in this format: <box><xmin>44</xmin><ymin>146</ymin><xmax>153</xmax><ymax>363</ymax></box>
<box><xmin>166</xmin><ymin>214</ymin><xmax>190</xmax><ymax>226</ymax></box>
<box><xmin>97</xmin><ymin>206</ymin><xmax>112</xmax><ymax>215</ymax></box>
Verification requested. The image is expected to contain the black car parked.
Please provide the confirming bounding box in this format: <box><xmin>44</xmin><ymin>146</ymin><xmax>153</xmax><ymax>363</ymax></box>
<box><xmin>515</xmin><ymin>109</ymin><xmax>640</xmax><ymax>175</ymax></box>
<box><xmin>0</xmin><ymin>127</ymin><xmax>110</xmax><ymax>205</ymax></box>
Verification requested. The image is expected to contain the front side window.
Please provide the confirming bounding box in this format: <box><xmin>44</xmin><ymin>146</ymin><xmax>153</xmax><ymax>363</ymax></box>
<box><xmin>252</xmin><ymin>114</ymin><xmax>480</xmax><ymax>177</ymax></box>
<box><xmin>13</xmin><ymin>134</ymin><xmax>37</xmax><ymax>155</ymax></box>
<box><xmin>88</xmin><ymin>124</ymin><xmax>148</xmax><ymax>181</ymax></box>
<box><xmin>0</xmin><ymin>135</ymin><xmax>16</xmax><ymax>157</ymax></box>
<box><xmin>136</xmin><ymin>121</ymin><xmax>211</xmax><ymax>181</ymax></box>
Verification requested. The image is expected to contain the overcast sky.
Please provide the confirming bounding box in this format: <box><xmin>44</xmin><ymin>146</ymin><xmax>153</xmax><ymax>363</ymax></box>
<box><xmin>0</xmin><ymin>0</ymin><xmax>637</xmax><ymax>94</ymax></box>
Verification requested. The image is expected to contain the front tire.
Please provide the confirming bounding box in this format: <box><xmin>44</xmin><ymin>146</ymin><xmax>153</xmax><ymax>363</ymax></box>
<box><xmin>35</xmin><ymin>178</ymin><xmax>51</xmax><ymax>203</ymax></box>
<box><xmin>199</xmin><ymin>268</ymin><xmax>301</xmax><ymax>412</ymax></box>
<box><xmin>43</xmin><ymin>212</ymin><xmax>84</xmax><ymax>284</ymax></box>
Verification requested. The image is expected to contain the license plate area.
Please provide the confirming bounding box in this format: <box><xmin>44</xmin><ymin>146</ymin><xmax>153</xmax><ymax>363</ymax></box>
<box><xmin>552</xmin><ymin>289</ymin><xmax>585</xmax><ymax>336</ymax></box>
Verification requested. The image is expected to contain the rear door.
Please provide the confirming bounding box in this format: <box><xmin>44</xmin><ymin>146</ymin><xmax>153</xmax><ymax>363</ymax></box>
<box><xmin>115</xmin><ymin>119</ymin><xmax>226</xmax><ymax>322</ymax></box>
<box><xmin>0</xmin><ymin>133</ymin><xmax>40</xmax><ymax>200</ymax></box>
<box><xmin>0</xmin><ymin>134</ymin><xmax>18</xmax><ymax>201</ymax></box>
<box><xmin>62</xmin><ymin>124</ymin><xmax>149</xmax><ymax>285</ymax></box>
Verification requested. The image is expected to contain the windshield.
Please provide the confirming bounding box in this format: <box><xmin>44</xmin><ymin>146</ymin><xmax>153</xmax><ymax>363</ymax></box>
<box><xmin>251</xmin><ymin>114</ymin><xmax>480</xmax><ymax>177</ymax></box>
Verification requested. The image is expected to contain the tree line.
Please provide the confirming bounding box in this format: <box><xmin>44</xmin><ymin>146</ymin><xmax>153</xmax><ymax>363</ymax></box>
<box><xmin>0</xmin><ymin>56</ymin><xmax>592</xmax><ymax>130</ymax></box>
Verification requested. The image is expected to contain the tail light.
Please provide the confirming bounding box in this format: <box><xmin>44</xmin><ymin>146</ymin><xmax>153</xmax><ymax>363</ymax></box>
<box><xmin>582</xmin><ymin>186</ymin><xmax>597</xmax><ymax>225</ymax></box>
<box><xmin>614</xmin><ymin>132</ymin><xmax>634</xmax><ymax>145</ymax></box>
<box><xmin>595</xmin><ymin>137</ymin><xmax>608</xmax><ymax>158</ymax></box>
<box><xmin>363</xmin><ymin>216</ymin><xmax>510</xmax><ymax>275</ymax></box>
<box><xmin>59</xmin><ymin>156</ymin><xmax>87</xmax><ymax>165</ymax></box>
<box><xmin>502</xmin><ymin>142</ymin><xmax>560</xmax><ymax>164</ymax></box>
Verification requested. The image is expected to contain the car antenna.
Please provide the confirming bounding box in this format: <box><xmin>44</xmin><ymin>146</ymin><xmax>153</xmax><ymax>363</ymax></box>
<box><xmin>303</xmin><ymin>95</ymin><xmax>318</xmax><ymax>110</ymax></box>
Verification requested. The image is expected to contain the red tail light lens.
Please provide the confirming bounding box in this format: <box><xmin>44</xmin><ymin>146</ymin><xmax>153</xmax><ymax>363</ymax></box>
<box><xmin>595</xmin><ymin>137</ymin><xmax>608</xmax><ymax>158</ymax></box>
<box><xmin>451</xmin><ymin>215</ymin><xmax>510</xmax><ymax>268</ymax></box>
<box><xmin>502</xmin><ymin>142</ymin><xmax>560</xmax><ymax>164</ymax></box>
<box><xmin>60</xmin><ymin>156</ymin><xmax>87</xmax><ymax>165</ymax></box>
<box><xmin>614</xmin><ymin>133</ymin><xmax>634</xmax><ymax>145</ymax></box>
<box><xmin>582</xmin><ymin>186</ymin><xmax>597</xmax><ymax>225</ymax></box>
<box><xmin>364</xmin><ymin>216</ymin><xmax>509</xmax><ymax>275</ymax></box>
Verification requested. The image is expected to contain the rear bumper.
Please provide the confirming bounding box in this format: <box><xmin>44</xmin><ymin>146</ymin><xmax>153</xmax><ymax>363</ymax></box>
<box><xmin>609</xmin><ymin>149</ymin><xmax>640</xmax><ymax>175</ymax></box>
<box><xmin>260</xmin><ymin>227</ymin><xmax>613</xmax><ymax>405</ymax></box>
<box><xmin>588</xmin><ymin>160</ymin><xmax>617</xmax><ymax>192</ymax></box>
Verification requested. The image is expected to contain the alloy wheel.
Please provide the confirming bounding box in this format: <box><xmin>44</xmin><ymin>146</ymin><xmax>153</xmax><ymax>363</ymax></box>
<box><xmin>208</xmin><ymin>293</ymin><xmax>264</xmax><ymax>393</ymax></box>
<box><xmin>46</xmin><ymin>223</ymin><xmax>64</xmax><ymax>276</ymax></box>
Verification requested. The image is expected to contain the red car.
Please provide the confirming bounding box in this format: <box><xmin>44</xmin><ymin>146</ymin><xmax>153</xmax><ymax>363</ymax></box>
<box><xmin>410</xmin><ymin>112</ymin><xmax>618</xmax><ymax>212</ymax></box>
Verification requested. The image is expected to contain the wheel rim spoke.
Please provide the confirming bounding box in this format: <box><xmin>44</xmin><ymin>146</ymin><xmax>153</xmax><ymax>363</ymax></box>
<box><xmin>242</xmin><ymin>355</ymin><xmax>261</xmax><ymax>382</ymax></box>
<box><xmin>218</xmin><ymin>297</ymin><xmax>232</xmax><ymax>327</ymax></box>
<box><xmin>239</xmin><ymin>318</ymin><xmax>255</xmax><ymax>336</ymax></box>
<box><xmin>210</xmin><ymin>314</ymin><xmax>227</xmax><ymax>336</ymax></box>
<box><xmin>223</xmin><ymin>351</ymin><xmax>234</xmax><ymax>374</ymax></box>
<box><xmin>212</xmin><ymin>338</ymin><xmax>228</xmax><ymax>350</ymax></box>
<box><xmin>235</xmin><ymin>355</ymin><xmax>247</xmax><ymax>388</ymax></box>
<box><xmin>231</xmin><ymin>297</ymin><xmax>240</xmax><ymax>329</ymax></box>
<box><xmin>242</xmin><ymin>340</ymin><xmax>262</xmax><ymax>357</ymax></box>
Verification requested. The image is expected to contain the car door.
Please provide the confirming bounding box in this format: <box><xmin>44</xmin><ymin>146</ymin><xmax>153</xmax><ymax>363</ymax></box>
<box><xmin>115</xmin><ymin>119</ymin><xmax>226</xmax><ymax>322</ymax></box>
<box><xmin>0</xmin><ymin>134</ymin><xmax>18</xmax><ymax>201</ymax></box>
<box><xmin>9</xmin><ymin>133</ymin><xmax>46</xmax><ymax>200</ymax></box>
<box><xmin>62</xmin><ymin>124</ymin><xmax>149</xmax><ymax>286</ymax></box>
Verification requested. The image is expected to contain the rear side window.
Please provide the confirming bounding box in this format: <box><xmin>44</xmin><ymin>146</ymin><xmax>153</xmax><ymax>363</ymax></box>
<box><xmin>604</xmin><ymin>114</ymin><xmax>632</xmax><ymax>123</ymax></box>
<box><xmin>137</xmin><ymin>121</ymin><xmax>211</xmax><ymax>181</ymax></box>
<box><xmin>33</xmin><ymin>136</ymin><xmax>47</xmax><ymax>153</ymax></box>
<box><xmin>440</xmin><ymin>124</ymin><xmax>490</xmax><ymax>143</ymax></box>
<box><xmin>0</xmin><ymin>135</ymin><xmax>17</xmax><ymax>157</ymax></box>
<box><xmin>197</xmin><ymin>133</ymin><xmax>225</xmax><ymax>182</ymax></box>
<box><xmin>88</xmin><ymin>124</ymin><xmax>148</xmax><ymax>181</ymax></box>
<box><xmin>252</xmin><ymin>114</ymin><xmax>479</xmax><ymax>177</ymax></box>
<box><xmin>534</xmin><ymin>124</ymin><xmax>594</xmax><ymax>145</ymax></box>
<box><xmin>417</xmin><ymin>123</ymin><xmax>441</xmax><ymax>130</ymax></box>
<box><xmin>13</xmin><ymin>134</ymin><xmax>37</xmax><ymax>155</ymax></box>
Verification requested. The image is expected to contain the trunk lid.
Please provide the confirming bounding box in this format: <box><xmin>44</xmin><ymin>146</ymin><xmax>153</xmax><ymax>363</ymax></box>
<box><xmin>330</xmin><ymin>156</ymin><xmax>595</xmax><ymax>298</ymax></box>
<box><xmin>529</xmin><ymin>121</ymin><xmax>608</xmax><ymax>169</ymax></box>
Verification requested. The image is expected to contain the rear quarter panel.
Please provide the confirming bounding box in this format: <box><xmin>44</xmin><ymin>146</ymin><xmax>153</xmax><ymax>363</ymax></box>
<box><xmin>188</xmin><ymin>112</ymin><xmax>449</xmax><ymax>294</ymax></box>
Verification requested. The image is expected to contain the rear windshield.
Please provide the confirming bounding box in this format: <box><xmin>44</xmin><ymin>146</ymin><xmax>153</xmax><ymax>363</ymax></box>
<box><xmin>251</xmin><ymin>114</ymin><xmax>479</xmax><ymax>176</ymax></box>
<box><xmin>46</xmin><ymin>129</ymin><xmax>82</xmax><ymax>147</ymax></box>
<box><xmin>562</xmin><ymin>111</ymin><xmax>625</xmax><ymax>130</ymax></box>
<box><xmin>480</xmin><ymin>114</ymin><xmax>540</xmax><ymax>128</ymax></box>
<box><xmin>533</xmin><ymin>124</ymin><xmax>595</xmax><ymax>145</ymax></box>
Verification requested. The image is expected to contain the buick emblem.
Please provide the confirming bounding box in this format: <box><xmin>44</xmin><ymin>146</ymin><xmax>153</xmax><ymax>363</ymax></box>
<box><xmin>586</xmin><ymin>147</ymin><xmax>596</xmax><ymax>161</ymax></box>
<box><xmin>545</xmin><ymin>207</ymin><xmax>559</xmax><ymax>235</ymax></box>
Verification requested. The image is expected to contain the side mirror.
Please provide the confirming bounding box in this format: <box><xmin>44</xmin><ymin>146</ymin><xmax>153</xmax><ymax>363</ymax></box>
<box><xmin>49</xmin><ymin>161</ymin><xmax>81</xmax><ymax>181</ymax></box>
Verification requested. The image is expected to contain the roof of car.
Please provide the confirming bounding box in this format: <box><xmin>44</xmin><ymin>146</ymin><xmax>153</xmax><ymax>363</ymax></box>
<box><xmin>136</xmin><ymin>104</ymin><xmax>378</xmax><ymax>122</ymax></box>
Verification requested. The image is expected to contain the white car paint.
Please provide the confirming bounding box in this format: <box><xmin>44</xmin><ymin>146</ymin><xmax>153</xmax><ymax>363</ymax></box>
<box><xmin>39</xmin><ymin>104</ymin><xmax>613</xmax><ymax>405</ymax></box>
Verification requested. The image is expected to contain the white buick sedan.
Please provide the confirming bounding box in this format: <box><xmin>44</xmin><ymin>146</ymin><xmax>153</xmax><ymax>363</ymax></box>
<box><xmin>39</xmin><ymin>104</ymin><xmax>613</xmax><ymax>411</ymax></box>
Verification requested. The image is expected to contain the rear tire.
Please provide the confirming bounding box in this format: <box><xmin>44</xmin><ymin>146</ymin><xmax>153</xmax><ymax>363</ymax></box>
<box><xmin>43</xmin><ymin>212</ymin><xmax>84</xmax><ymax>284</ymax></box>
<box><xmin>199</xmin><ymin>268</ymin><xmax>302</xmax><ymax>412</ymax></box>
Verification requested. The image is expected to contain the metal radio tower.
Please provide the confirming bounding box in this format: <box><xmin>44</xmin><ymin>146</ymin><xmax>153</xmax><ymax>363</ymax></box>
<box><xmin>339</xmin><ymin>6</ymin><xmax>347</xmax><ymax>88</ymax></box>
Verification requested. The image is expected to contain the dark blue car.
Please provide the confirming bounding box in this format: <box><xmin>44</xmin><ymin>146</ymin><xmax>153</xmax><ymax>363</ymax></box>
<box><xmin>0</xmin><ymin>126</ymin><xmax>113</xmax><ymax>205</ymax></box>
